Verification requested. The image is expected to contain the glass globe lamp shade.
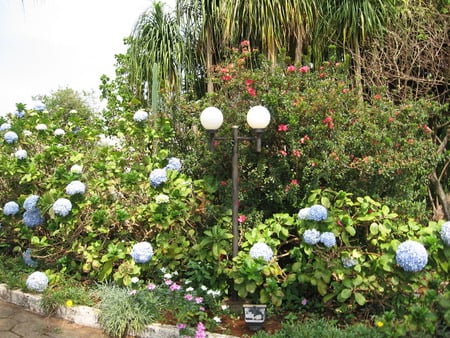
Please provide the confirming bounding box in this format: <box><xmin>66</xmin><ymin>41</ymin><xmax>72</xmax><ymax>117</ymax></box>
<box><xmin>247</xmin><ymin>106</ymin><xmax>271</xmax><ymax>130</ymax></box>
<box><xmin>200</xmin><ymin>107</ymin><xmax>224</xmax><ymax>130</ymax></box>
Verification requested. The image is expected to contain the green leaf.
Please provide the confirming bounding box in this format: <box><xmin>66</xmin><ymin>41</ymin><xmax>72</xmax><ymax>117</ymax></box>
<box><xmin>370</xmin><ymin>223</ymin><xmax>379</xmax><ymax>235</ymax></box>
<box><xmin>337</xmin><ymin>288</ymin><xmax>352</xmax><ymax>302</ymax></box>
<box><xmin>345</xmin><ymin>226</ymin><xmax>356</xmax><ymax>236</ymax></box>
<box><xmin>354</xmin><ymin>292</ymin><xmax>366</xmax><ymax>305</ymax></box>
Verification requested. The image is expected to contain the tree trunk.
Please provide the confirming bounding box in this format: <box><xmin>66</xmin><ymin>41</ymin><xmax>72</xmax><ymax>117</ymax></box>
<box><xmin>206</xmin><ymin>28</ymin><xmax>214</xmax><ymax>94</ymax></box>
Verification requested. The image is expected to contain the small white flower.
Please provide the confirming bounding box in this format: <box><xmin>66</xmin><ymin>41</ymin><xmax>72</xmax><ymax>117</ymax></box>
<box><xmin>23</xmin><ymin>130</ymin><xmax>32</xmax><ymax>136</ymax></box>
<box><xmin>69</xmin><ymin>109</ymin><xmax>77</xmax><ymax>114</ymax></box>
<box><xmin>213</xmin><ymin>316</ymin><xmax>221</xmax><ymax>323</ymax></box>
<box><xmin>221</xmin><ymin>304</ymin><xmax>229</xmax><ymax>311</ymax></box>
<box><xmin>186</xmin><ymin>287</ymin><xmax>194</xmax><ymax>292</ymax></box>
<box><xmin>164</xmin><ymin>273</ymin><xmax>172</xmax><ymax>280</ymax></box>
<box><xmin>131</xmin><ymin>277</ymin><xmax>139</xmax><ymax>284</ymax></box>
<box><xmin>35</xmin><ymin>124</ymin><xmax>48</xmax><ymax>131</ymax></box>
<box><xmin>201</xmin><ymin>285</ymin><xmax>208</xmax><ymax>291</ymax></box>
<box><xmin>155</xmin><ymin>193</ymin><xmax>170</xmax><ymax>204</ymax></box>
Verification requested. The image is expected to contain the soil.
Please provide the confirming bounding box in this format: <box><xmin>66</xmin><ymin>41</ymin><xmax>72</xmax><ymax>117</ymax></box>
<box><xmin>217</xmin><ymin>313</ymin><xmax>283</xmax><ymax>337</ymax></box>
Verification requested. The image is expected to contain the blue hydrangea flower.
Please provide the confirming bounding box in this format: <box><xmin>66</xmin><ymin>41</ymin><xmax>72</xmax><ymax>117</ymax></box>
<box><xmin>303</xmin><ymin>229</ymin><xmax>321</xmax><ymax>245</ymax></box>
<box><xmin>0</xmin><ymin>122</ymin><xmax>11</xmax><ymax>131</ymax></box>
<box><xmin>23</xmin><ymin>209</ymin><xmax>45</xmax><ymax>228</ymax></box>
<box><xmin>320</xmin><ymin>232</ymin><xmax>336</xmax><ymax>247</ymax></box>
<box><xmin>440</xmin><ymin>221</ymin><xmax>450</xmax><ymax>246</ymax></box>
<box><xmin>297</xmin><ymin>207</ymin><xmax>310</xmax><ymax>220</ymax></box>
<box><xmin>53</xmin><ymin>198</ymin><xmax>72</xmax><ymax>217</ymax></box>
<box><xmin>149</xmin><ymin>168</ymin><xmax>167</xmax><ymax>187</ymax></box>
<box><xmin>4</xmin><ymin>131</ymin><xmax>18</xmax><ymax>144</ymax></box>
<box><xmin>15</xmin><ymin>149</ymin><xmax>27</xmax><ymax>160</ymax></box>
<box><xmin>165</xmin><ymin>157</ymin><xmax>182</xmax><ymax>171</ymax></box>
<box><xmin>130</xmin><ymin>242</ymin><xmax>154</xmax><ymax>263</ymax></box>
<box><xmin>133</xmin><ymin>109</ymin><xmax>149</xmax><ymax>122</ymax></box>
<box><xmin>33</xmin><ymin>103</ymin><xmax>46</xmax><ymax>111</ymax></box>
<box><xmin>3</xmin><ymin>201</ymin><xmax>20</xmax><ymax>216</ymax></box>
<box><xmin>14</xmin><ymin>110</ymin><xmax>25</xmax><ymax>118</ymax></box>
<box><xmin>249</xmin><ymin>242</ymin><xmax>273</xmax><ymax>262</ymax></box>
<box><xmin>65</xmin><ymin>180</ymin><xmax>86</xmax><ymax>195</ymax></box>
<box><xmin>70</xmin><ymin>164</ymin><xmax>83</xmax><ymax>174</ymax></box>
<box><xmin>23</xmin><ymin>195</ymin><xmax>40</xmax><ymax>211</ymax></box>
<box><xmin>396</xmin><ymin>240</ymin><xmax>428</xmax><ymax>272</ymax></box>
<box><xmin>308</xmin><ymin>205</ymin><xmax>328</xmax><ymax>221</ymax></box>
<box><xmin>23</xmin><ymin>249</ymin><xmax>38</xmax><ymax>267</ymax></box>
<box><xmin>26</xmin><ymin>271</ymin><xmax>48</xmax><ymax>292</ymax></box>
<box><xmin>341</xmin><ymin>257</ymin><xmax>357</xmax><ymax>268</ymax></box>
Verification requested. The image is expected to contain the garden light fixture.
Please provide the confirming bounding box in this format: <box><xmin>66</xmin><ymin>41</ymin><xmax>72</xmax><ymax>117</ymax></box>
<box><xmin>200</xmin><ymin>106</ymin><xmax>271</xmax><ymax>257</ymax></box>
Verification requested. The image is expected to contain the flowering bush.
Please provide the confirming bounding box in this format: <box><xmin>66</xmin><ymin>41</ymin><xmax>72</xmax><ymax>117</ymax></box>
<box><xmin>26</xmin><ymin>271</ymin><xmax>48</xmax><ymax>292</ymax></box>
<box><xmin>133</xmin><ymin>109</ymin><xmax>149</xmax><ymax>122</ymax></box>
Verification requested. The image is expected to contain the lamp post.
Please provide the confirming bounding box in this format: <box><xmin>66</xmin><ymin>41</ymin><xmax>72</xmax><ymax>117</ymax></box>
<box><xmin>200</xmin><ymin>106</ymin><xmax>271</xmax><ymax>258</ymax></box>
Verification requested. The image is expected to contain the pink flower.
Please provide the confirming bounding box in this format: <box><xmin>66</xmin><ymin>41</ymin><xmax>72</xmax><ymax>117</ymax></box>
<box><xmin>177</xmin><ymin>323</ymin><xmax>187</xmax><ymax>329</ymax></box>
<box><xmin>319</xmin><ymin>72</ymin><xmax>325</xmax><ymax>78</ymax></box>
<box><xmin>301</xmin><ymin>298</ymin><xmax>308</xmax><ymax>306</ymax></box>
<box><xmin>299</xmin><ymin>134</ymin><xmax>310</xmax><ymax>144</ymax></box>
<box><xmin>278</xmin><ymin>124</ymin><xmax>288</xmax><ymax>132</ymax></box>
<box><xmin>293</xmin><ymin>149</ymin><xmax>301</xmax><ymax>157</ymax></box>
<box><xmin>245</xmin><ymin>79</ymin><xmax>253</xmax><ymax>86</ymax></box>
<box><xmin>238</xmin><ymin>215</ymin><xmax>247</xmax><ymax>223</ymax></box>
<box><xmin>147</xmin><ymin>283</ymin><xmax>156</xmax><ymax>290</ymax></box>
<box><xmin>342</xmin><ymin>88</ymin><xmax>349</xmax><ymax>94</ymax></box>
<box><xmin>170</xmin><ymin>283</ymin><xmax>181</xmax><ymax>291</ymax></box>
<box><xmin>165</xmin><ymin>279</ymin><xmax>173</xmax><ymax>286</ymax></box>
<box><xmin>279</xmin><ymin>150</ymin><xmax>287</xmax><ymax>156</ymax></box>
<box><xmin>195</xmin><ymin>322</ymin><xmax>206</xmax><ymax>338</ymax></box>
<box><xmin>222</xmin><ymin>75</ymin><xmax>232</xmax><ymax>81</ymax></box>
<box><xmin>195</xmin><ymin>297</ymin><xmax>203</xmax><ymax>304</ymax></box>
<box><xmin>220</xmin><ymin>181</ymin><xmax>227</xmax><ymax>186</ymax></box>
<box><xmin>184</xmin><ymin>294</ymin><xmax>194</xmax><ymax>301</ymax></box>
<box><xmin>240</xmin><ymin>40</ymin><xmax>250</xmax><ymax>47</ymax></box>
<box><xmin>299</xmin><ymin>65</ymin><xmax>309</xmax><ymax>73</ymax></box>
<box><xmin>129</xmin><ymin>290</ymin><xmax>137</xmax><ymax>296</ymax></box>
<box><xmin>220</xmin><ymin>68</ymin><xmax>229</xmax><ymax>74</ymax></box>
<box><xmin>247</xmin><ymin>87</ymin><xmax>256</xmax><ymax>96</ymax></box>
<box><xmin>423</xmin><ymin>125</ymin><xmax>432</xmax><ymax>134</ymax></box>
<box><xmin>287</xmin><ymin>65</ymin><xmax>296</xmax><ymax>72</ymax></box>
<box><xmin>291</xmin><ymin>179</ymin><xmax>298</xmax><ymax>185</ymax></box>
<box><xmin>374</xmin><ymin>94</ymin><xmax>381</xmax><ymax>100</ymax></box>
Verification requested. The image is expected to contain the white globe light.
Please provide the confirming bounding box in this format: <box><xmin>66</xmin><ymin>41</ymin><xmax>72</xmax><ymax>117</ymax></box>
<box><xmin>247</xmin><ymin>105</ymin><xmax>271</xmax><ymax>129</ymax></box>
<box><xmin>200</xmin><ymin>107</ymin><xmax>224</xmax><ymax>130</ymax></box>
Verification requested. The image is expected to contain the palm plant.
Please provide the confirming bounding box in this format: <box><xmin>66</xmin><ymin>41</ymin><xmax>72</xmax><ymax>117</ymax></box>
<box><xmin>319</xmin><ymin>0</ymin><xmax>401</xmax><ymax>99</ymax></box>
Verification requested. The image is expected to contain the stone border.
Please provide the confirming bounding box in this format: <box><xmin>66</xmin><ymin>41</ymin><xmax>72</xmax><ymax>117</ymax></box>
<box><xmin>0</xmin><ymin>284</ymin><xmax>236</xmax><ymax>338</ymax></box>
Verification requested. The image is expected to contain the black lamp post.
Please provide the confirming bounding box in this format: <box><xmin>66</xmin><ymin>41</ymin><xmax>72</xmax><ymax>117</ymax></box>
<box><xmin>200</xmin><ymin>106</ymin><xmax>271</xmax><ymax>257</ymax></box>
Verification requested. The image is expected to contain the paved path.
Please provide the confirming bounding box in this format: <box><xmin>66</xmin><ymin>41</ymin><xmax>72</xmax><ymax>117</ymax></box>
<box><xmin>0</xmin><ymin>300</ymin><xmax>108</xmax><ymax>338</ymax></box>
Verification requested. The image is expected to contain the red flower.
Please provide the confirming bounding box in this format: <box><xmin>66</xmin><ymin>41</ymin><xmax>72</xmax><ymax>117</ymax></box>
<box><xmin>238</xmin><ymin>215</ymin><xmax>247</xmax><ymax>223</ymax></box>
<box><xmin>299</xmin><ymin>65</ymin><xmax>310</xmax><ymax>73</ymax></box>
<box><xmin>245</xmin><ymin>79</ymin><xmax>253</xmax><ymax>86</ymax></box>
<box><xmin>299</xmin><ymin>135</ymin><xmax>310</xmax><ymax>144</ymax></box>
<box><xmin>222</xmin><ymin>75</ymin><xmax>232</xmax><ymax>81</ymax></box>
<box><xmin>220</xmin><ymin>181</ymin><xmax>227</xmax><ymax>186</ymax></box>
<box><xmin>323</xmin><ymin>116</ymin><xmax>334</xmax><ymax>129</ymax></box>
<box><xmin>388</xmin><ymin>117</ymin><xmax>395</xmax><ymax>123</ymax></box>
<box><xmin>374</xmin><ymin>94</ymin><xmax>381</xmax><ymax>100</ymax></box>
<box><xmin>278</xmin><ymin>124</ymin><xmax>288</xmax><ymax>132</ymax></box>
<box><xmin>319</xmin><ymin>73</ymin><xmax>325</xmax><ymax>78</ymax></box>
<box><xmin>291</xmin><ymin>179</ymin><xmax>298</xmax><ymax>185</ymax></box>
<box><xmin>220</xmin><ymin>68</ymin><xmax>229</xmax><ymax>74</ymax></box>
<box><xmin>279</xmin><ymin>150</ymin><xmax>287</xmax><ymax>156</ymax></box>
<box><xmin>342</xmin><ymin>88</ymin><xmax>349</xmax><ymax>94</ymax></box>
<box><xmin>240</xmin><ymin>40</ymin><xmax>250</xmax><ymax>47</ymax></box>
<box><xmin>293</xmin><ymin>149</ymin><xmax>301</xmax><ymax>157</ymax></box>
<box><xmin>247</xmin><ymin>87</ymin><xmax>256</xmax><ymax>96</ymax></box>
<box><xmin>287</xmin><ymin>65</ymin><xmax>296</xmax><ymax>72</ymax></box>
<box><xmin>423</xmin><ymin>125</ymin><xmax>432</xmax><ymax>134</ymax></box>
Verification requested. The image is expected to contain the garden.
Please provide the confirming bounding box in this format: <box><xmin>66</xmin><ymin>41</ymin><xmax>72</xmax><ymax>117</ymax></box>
<box><xmin>1</xmin><ymin>2</ymin><xmax>450</xmax><ymax>334</ymax></box>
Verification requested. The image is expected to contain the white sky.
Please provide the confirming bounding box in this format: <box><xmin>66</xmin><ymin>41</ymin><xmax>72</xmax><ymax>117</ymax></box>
<box><xmin>0</xmin><ymin>0</ymin><xmax>174</xmax><ymax>115</ymax></box>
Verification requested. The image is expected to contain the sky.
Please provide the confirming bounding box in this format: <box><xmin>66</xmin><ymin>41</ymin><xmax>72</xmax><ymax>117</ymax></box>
<box><xmin>0</xmin><ymin>0</ymin><xmax>174</xmax><ymax>115</ymax></box>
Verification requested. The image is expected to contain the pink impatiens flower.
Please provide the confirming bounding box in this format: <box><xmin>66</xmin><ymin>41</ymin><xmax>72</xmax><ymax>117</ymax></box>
<box><xmin>287</xmin><ymin>65</ymin><xmax>296</xmax><ymax>72</ymax></box>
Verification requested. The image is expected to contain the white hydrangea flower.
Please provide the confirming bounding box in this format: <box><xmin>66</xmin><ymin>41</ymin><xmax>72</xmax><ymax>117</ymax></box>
<box><xmin>70</xmin><ymin>164</ymin><xmax>83</xmax><ymax>174</ymax></box>
<box><xmin>52</xmin><ymin>198</ymin><xmax>72</xmax><ymax>217</ymax></box>
<box><xmin>26</xmin><ymin>271</ymin><xmax>49</xmax><ymax>292</ymax></box>
<box><xmin>15</xmin><ymin>149</ymin><xmax>27</xmax><ymax>160</ymax></box>
<box><xmin>133</xmin><ymin>109</ymin><xmax>149</xmax><ymax>122</ymax></box>
<box><xmin>53</xmin><ymin>128</ymin><xmax>66</xmax><ymax>136</ymax></box>
<box><xmin>65</xmin><ymin>180</ymin><xmax>86</xmax><ymax>195</ymax></box>
<box><xmin>155</xmin><ymin>193</ymin><xmax>170</xmax><ymax>204</ymax></box>
<box><xmin>35</xmin><ymin>124</ymin><xmax>48</xmax><ymax>131</ymax></box>
<box><xmin>440</xmin><ymin>221</ymin><xmax>450</xmax><ymax>246</ymax></box>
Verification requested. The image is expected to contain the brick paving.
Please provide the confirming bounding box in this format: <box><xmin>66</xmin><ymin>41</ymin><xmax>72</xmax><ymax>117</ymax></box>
<box><xmin>0</xmin><ymin>300</ymin><xmax>107</xmax><ymax>338</ymax></box>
